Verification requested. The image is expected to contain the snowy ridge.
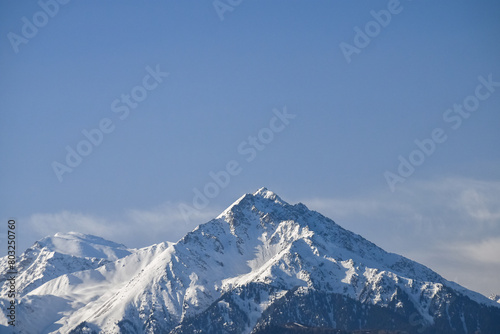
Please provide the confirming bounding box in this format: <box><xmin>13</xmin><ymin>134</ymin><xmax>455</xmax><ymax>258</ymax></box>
<box><xmin>0</xmin><ymin>232</ymin><xmax>132</xmax><ymax>300</ymax></box>
<box><xmin>37</xmin><ymin>232</ymin><xmax>131</xmax><ymax>260</ymax></box>
<box><xmin>1</xmin><ymin>188</ymin><xmax>499</xmax><ymax>333</ymax></box>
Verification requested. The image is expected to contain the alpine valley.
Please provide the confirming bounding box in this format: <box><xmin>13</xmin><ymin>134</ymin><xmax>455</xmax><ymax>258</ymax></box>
<box><xmin>1</xmin><ymin>188</ymin><xmax>499</xmax><ymax>333</ymax></box>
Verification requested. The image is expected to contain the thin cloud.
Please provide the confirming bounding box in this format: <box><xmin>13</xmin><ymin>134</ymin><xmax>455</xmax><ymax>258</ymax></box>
<box><xmin>125</xmin><ymin>202</ymin><xmax>219</xmax><ymax>244</ymax></box>
<box><xmin>19</xmin><ymin>202</ymin><xmax>221</xmax><ymax>251</ymax></box>
<box><xmin>28</xmin><ymin>211</ymin><xmax>116</xmax><ymax>239</ymax></box>
<box><xmin>302</xmin><ymin>177</ymin><xmax>500</xmax><ymax>243</ymax></box>
<box><xmin>443</xmin><ymin>237</ymin><xmax>500</xmax><ymax>265</ymax></box>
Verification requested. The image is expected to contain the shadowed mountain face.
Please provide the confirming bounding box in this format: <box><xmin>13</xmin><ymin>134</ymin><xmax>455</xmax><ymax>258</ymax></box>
<box><xmin>1</xmin><ymin>188</ymin><xmax>499</xmax><ymax>334</ymax></box>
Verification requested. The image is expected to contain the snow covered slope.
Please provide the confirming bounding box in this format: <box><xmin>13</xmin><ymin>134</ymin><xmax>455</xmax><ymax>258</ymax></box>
<box><xmin>0</xmin><ymin>232</ymin><xmax>132</xmax><ymax>299</ymax></box>
<box><xmin>2</xmin><ymin>188</ymin><xmax>499</xmax><ymax>333</ymax></box>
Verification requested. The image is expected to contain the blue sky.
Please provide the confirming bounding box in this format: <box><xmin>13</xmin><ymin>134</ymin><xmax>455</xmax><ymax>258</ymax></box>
<box><xmin>1</xmin><ymin>1</ymin><xmax>500</xmax><ymax>296</ymax></box>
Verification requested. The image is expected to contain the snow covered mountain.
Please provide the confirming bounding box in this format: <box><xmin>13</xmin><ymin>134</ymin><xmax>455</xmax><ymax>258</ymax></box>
<box><xmin>1</xmin><ymin>188</ymin><xmax>499</xmax><ymax>333</ymax></box>
<box><xmin>0</xmin><ymin>232</ymin><xmax>132</xmax><ymax>299</ymax></box>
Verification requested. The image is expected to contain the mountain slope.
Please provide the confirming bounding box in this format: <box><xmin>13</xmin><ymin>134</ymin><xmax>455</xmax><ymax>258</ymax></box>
<box><xmin>0</xmin><ymin>232</ymin><xmax>132</xmax><ymax>299</ymax></box>
<box><xmin>3</xmin><ymin>188</ymin><xmax>500</xmax><ymax>333</ymax></box>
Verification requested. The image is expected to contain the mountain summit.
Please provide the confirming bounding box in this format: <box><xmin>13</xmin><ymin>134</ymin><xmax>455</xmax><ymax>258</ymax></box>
<box><xmin>1</xmin><ymin>188</ymin><xmax>499</xmax><ymax>333</ymax></box>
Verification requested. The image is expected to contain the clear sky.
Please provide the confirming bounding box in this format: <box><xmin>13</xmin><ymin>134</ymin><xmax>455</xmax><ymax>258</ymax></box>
<box><xmin>1</xmin><ymin>1</ymin><xmax>499</xmax><ymax>297</ymax></box>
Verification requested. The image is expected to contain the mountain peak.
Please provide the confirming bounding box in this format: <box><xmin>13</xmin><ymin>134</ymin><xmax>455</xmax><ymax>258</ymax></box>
<box><xmin>253</xmin><ymin>187</ymin><xmax>278</xmax><ymax>200</ymax></box>
<box><xmin>250</xmin><ymin>187</ymin><xmax>287</xmax><ymax>205</ymax></box>
<box><xmin>36</xmin><ymin>231</ymin><xmax>131</xmax><ymax>260</ymax></box>
<box><xmin>217</xmin><ymin>187</ymin><xmax>287</xmax><ymax>220</ymax></box>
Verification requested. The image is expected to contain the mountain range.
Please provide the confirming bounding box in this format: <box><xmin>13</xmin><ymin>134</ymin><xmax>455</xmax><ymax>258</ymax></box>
<box><xmin>1</xmin><ymin>187</ymin><xmax>499</xmax><ymax>333</ymax></box>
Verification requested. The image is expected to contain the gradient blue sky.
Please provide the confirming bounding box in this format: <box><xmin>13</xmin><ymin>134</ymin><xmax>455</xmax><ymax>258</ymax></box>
<box><xmin>1</xmin><ymin>1</ymin><xmax>500</xmax><ymax>296</ymax></box>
